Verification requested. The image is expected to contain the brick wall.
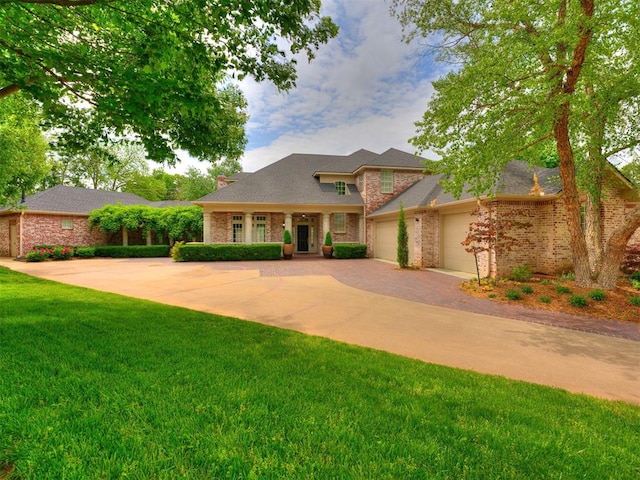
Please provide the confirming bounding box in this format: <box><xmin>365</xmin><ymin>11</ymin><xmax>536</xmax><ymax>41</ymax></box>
<box><xmin>332</xmin><ymin>213</ymin><xmax>360</xmax><ymax>243</ymax></box>
<box><xmin>21</xmin><ymin>214</ymin><xmax>107</xmax><ymax>254</ymax></box>
<box><xmin>361</xmin><ymin>169</ymin><xmax>424</xmax><ymax>215</ymax></box>
<box><xmin>414</xmin><ymin>210</ymin><xmax>440</xmax><ymax>267</ymax></box>
<box><xmin>208</xmin><ymin>212</ymin><xmax>286</xmax><ymax>243</ymax></box>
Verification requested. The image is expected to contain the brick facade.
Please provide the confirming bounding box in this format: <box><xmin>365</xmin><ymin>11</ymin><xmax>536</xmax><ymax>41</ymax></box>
<box><xmin>10</xmin><ymin>214</ymin><xmax>108</xmax><ymax>256</ymax></box>
<box><xmin>360</xmin><ymin>169</ymin><xmax>425</xmax><ymax>215</ymax></box>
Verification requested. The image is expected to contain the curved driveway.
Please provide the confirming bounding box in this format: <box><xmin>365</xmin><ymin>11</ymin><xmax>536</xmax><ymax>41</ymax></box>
<box><xmin>2</xmin><ymin>256</ymin><xmax>639</xmax><ymax>405</ymax></box>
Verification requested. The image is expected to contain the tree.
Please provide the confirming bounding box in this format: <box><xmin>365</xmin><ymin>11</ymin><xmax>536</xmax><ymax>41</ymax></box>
<box><xmin>0</xmin><ymin>93</ymin><xmax>49</xmax><ymax>204</ymax></box>
<box><xmin>180</xmin><ymin>167</ymin><xmax>218</xmax><ymax>201</ymax></box>
<box><xmin>1</xmin><ymin>0</ymin><xmax>338</xmax><ymax>164</ymax></box>
<box><xmin>397</xmin><ymin>204</ymin><xmax>409</xmax><ymax>268</ymax></box>
<box><xmin>393</xmin><ymin>0</ymin><xmax>640</xmax><ymax>288</ymax></box>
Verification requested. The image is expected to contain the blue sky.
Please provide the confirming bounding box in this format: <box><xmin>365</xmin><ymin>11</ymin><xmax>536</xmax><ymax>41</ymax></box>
<box><xmin>177</xmin><ymin>0</ymin><xmax>442</xmax><ymax>173</ymax></box>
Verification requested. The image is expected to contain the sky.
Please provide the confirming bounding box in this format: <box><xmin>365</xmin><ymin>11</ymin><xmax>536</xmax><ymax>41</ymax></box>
<box><xmin>173</xmin><ymin>0</ymin><xmax>442</xmax><ymax>174</ymax></box>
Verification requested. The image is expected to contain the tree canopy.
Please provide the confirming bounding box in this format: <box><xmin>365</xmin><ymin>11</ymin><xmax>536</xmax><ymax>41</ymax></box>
<box><xmin>393</xmin><ymin>0</ymin><xmax>640</xmax><ymax>288</ymax></box>
<box><xmin>0</xmin><ymin>93</ymin><xmax>49</xmax><ymax>204</ymax></box>
<box><xmin>1</xmin><ymin>0</ymin><xmax>338</xmax><ymax>163</ymax></box>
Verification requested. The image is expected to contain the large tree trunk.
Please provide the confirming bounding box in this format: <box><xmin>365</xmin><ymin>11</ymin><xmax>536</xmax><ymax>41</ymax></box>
<box><xmin>597</xmin><ymin>204</ymin><xmax>640</xmax><ymax>288</ymax></box>
<box><xmin>554</xmin><ymin>105</ymin><xmax>594</xmax><ymax>287</ymax></box>
<box><xmin>585</xmin><ymin>190</ymin><xmax>604</xmax><ymax>274</ymax></box>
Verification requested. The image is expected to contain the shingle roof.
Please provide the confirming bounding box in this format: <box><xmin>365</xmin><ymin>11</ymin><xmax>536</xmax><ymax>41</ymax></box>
<box><xmin>196</xmin><ymin>149</ymin><xmax>428</xmax><ymax>205</ymax></box>
<box><xmin>0</xmin><ymin>185</ymin><xmax>193</xmax><ymax>214</ymax></box>
<box><xmin>370</xmin><ymin>161</ymin><xmax>562</xmax><ymax>216</ymax></box>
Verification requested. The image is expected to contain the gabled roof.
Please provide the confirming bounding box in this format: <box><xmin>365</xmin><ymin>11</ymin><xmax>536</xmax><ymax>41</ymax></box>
<box><xmin>196</xmin><ymin>148</ymin><xmax>429</xmax><ymax>206</ymax></box>
<box><xmin>0</xmin><ymin>185</ymin><xmax>193</xmax><ymax>214</ymax></box>
<box><xmin>370</xmin><ymin>161</ymin><xmax>562</xmax><ymax>216</ymax></box>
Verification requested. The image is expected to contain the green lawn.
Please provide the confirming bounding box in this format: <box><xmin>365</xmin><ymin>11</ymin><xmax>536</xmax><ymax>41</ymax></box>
<box><xmin>1</xmin><ymin>267</ymin><xmax>639</xmax><ymax>479</ymax></box>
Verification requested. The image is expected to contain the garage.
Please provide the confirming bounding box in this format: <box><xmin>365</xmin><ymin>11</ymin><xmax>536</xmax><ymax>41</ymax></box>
<box><xmin>374</xmin><ymin>217</ymin><xmax>414</xmax><ymax>264</ymax></box>
<box><xmin>442</xmin><ymin>212</ymin><xmax>476</xmax><ymax>274</ymax></box>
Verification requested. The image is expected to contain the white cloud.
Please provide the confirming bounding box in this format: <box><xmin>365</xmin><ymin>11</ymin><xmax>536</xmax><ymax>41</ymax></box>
<box><xmin>167</xmin><ymin>0</ymin><xmax>440</xmax><ymax>174</ymax></box>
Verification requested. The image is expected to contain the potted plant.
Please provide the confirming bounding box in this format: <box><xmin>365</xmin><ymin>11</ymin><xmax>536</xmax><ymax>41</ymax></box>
<box><xmin>322</xmin><ymin>231</ymin><xmax>333</xmax><ymax>258</ymax></box>
<box><xmin>282</xmin><ymin>229</ymin><xmax>294</xmax><ymax>259</ymax></box>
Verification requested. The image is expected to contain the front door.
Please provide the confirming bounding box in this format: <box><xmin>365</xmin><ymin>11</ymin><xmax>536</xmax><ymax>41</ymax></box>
<box><xmin>297</xmin><ymin>225</ymin><xmax>309</xmax><ymax>252</ymax></box>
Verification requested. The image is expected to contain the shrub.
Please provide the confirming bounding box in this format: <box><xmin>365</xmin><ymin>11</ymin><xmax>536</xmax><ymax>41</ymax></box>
<box><xmin>52</xmin><ymin>246</ymin><xmax>73</xmax><ymax>260</ymax></box>
<box><xmin>25</xmin><ymin>248</ymin><xmax>50</xmax><ymax>262</ymax></box>
<box><xmin>555</xmin><ymin>285</ymin><xmax>571</xmax><ymax>294</ymax></box>
<box><xmin>629</xmin><ymin>296</ymin><xmax>640</xmax><ymax>307</ymax></box>
<box><xmin>559</xmin><ymin>271</ymin><xmax>575</xmax><ymax>282</ymax></box>
<box><xmin>520</xmin><ymin>285</ymin><xmax>534</xmax><ymax>294</ymax></box>
<box><xmin>75</xmin><ymin>247</ymin><xmax>96</xmax><ymax>258</ymax></box>
<box><xmin>334</xmin><ymin>243</ymin><xmax>367</xmax><ymax>259</ymax></box>
<box><xmin>631</xmin><ymin>270</ymin><xmax>640</xmax><ymax>282</ymax></box>
<box><xmin>505</xmin><ymin>289</ymin><xmax>522</xmax><ymax>300</ymax></box>
<box><xmin>487</xmin><ymin>293</ymin><xmax>496</xmax><ymax>299</ymax></box>
<box><xmin>568</xmin><ymin>295</ymin><xmax>588</xmax><ymax>307</ymax></box>
<box><xmin>588</xmin><ymin>289</ymin><xmax>606</xmax><ymax>301</ymax></box>
<box><xmin>631</xmin><ymin>278</ymin><xmax>640</xmax><ymax>290</ymax></box>
<box><xmin>539</xmin><ymin>296</ymin><xmax>551</xmax><ymax>304</ymax></box>
<box><xmin>94</xmin><ymin>245</ymin><xmax>171</xmax><ymax>258</ymax></box>
<box><xmin>510</xmin><ymin>264</ymin><xmax>532</xmax><ymax>282</ymax></box>
<box><xmin>176</xmin><ymin>244</ymin><xmax>282</xmax><ymax>262</ymax></box>
<box><xmin>324</xmin><ymin>232</ymin><xmax>333</xmax><ymax>247</ymax></box>
<box><xmin>171</xmin><ymin>241</ymin><xmax>185</xmax><ymax>262</ymax></box>
<box><xmin>283</xmin><ymin>230</ymin><xmax>292</xmax><ymax>244</ymax></box>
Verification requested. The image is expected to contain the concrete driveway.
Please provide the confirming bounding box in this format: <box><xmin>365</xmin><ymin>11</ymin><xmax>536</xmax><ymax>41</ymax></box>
<box><xmin>1</xmin><ymin>256</ymin><xmax>639</xmax><ymax>405</ymax></box>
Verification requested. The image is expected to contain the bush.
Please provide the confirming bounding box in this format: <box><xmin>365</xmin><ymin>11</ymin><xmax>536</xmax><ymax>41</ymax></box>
<box><xmin>171</xmin><ymin>241</ymin><xmax>185</xmax><ymax>261</ymax></box>
<box><xmin>505</xmin><ymin>289</ymin><xmax>522</xmax><ymax>300</ymax></box>
<box><xmin>334</xmin><ymin>243</ymin><xmax>367</xmax><ymax>259</ymax></box>
<box><xmin>569</xmin><ymin>295</ymin><xmax>588</xmax><ymax>307</ymax></box>
<box><xmin>588</xmin><ymin>289</ymin><xmax>606</xmax><ymax>301</ymax></box>
<box><xmin>176</xmin><ymin>244</ymin><xmax>282</xmax><ymax>262</ymax></box>
<box><xmin>52</xmin><ymin>246</ymin><xmax>74</xmax><ymax>260</ymax></box>
<box><xmin>510</xmin><ymin>264</ymin><xmax>532</xmax><ymax>282</ymax></box>
<box><xmin>539</xmin><ymin>296</ymin><xmax>551</xmax><ymax>304</ymax></box>
<box><xmin>25</xmin><ymin>248</ymin><xmax>51</xmax><ymax>262</ymax></box>
<box><xmin>555</xmin><ymin>285</ymin><xmax>571</xmax><ymax>294</ymax></box>
<box><xmin>631</xmin><ymin>270</ymin><xmax>640</xmax><ymax>282</ymax></box>
<box><xmin>94</xmin><ymin>245</ymin><xmax>171</xmax><ymax>258</ymax></box>
<box><xmin>629</xmin><ymin>296</ymin><xmax>640</xmax><ymax>307</ymax></box>
<box><xmin>324</xmin><ymin>232</ymin><xmax>332</xmax><ymax>247</ymax></box>
<box><xmin>631</xmin><ymin>278</ymin><xmax>640</xmax><ymax>290</ymax></box>
<box><xmin>520</xmin><ymin>285</ymin><xmax>534</xmax><ymax>294</ymax></box>
<box><xmin>75</xmin><ymin>246</ymin><xmax>96</xmax><ymax>258</ymax></box>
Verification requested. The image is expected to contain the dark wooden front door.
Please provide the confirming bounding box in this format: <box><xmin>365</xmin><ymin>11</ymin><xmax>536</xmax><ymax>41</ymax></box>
<box><xmin>297</xmin><ymin>225</ymin><xmax>309</xmax><ymax>252</ymax></box>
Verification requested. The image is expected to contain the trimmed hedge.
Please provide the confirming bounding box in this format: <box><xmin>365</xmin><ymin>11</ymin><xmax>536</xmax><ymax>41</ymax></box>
<box><xmin>175</xmin><ymin>243</ymin><xmax>282</xmax><ymax>262</ymax></box>
<box><xmin>94</xmin><ymin>245</ymin><xmax>171</xmax><ymax>258</ymax></box>
<box><xmin>334</xmin><ymin>243</ymin><xmax>367</xmax><ymax>259</ymax></box>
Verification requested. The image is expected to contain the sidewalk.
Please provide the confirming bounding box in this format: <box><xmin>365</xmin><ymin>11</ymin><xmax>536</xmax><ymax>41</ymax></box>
<box><xmin>2</xmin><ymin>257</ymin><xmax>638</xmax><ymax>405</ymax></box>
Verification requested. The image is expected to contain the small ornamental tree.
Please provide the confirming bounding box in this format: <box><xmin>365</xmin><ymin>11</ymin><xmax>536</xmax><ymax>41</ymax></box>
<box><xmin>461</xmin><ymin>206</ymin><xmax>533</xmax><ymax>285</ymax></box>
<box><xmin>397</xmin><ymin>204</ymin><xmax>409</xmax><ymax>268</ymax></box>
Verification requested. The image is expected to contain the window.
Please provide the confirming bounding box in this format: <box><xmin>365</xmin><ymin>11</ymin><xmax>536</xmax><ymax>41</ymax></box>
<box><xmin>333</xmin><ymin>213</ymin><xmax>346</xmax><ymax>234</ymax></box>
<box><xmin>380</xmin><ymin>170</ymin><xmax>393</xmax><ymax>194</ymax></box>
<box><xmin>252</xmin><ymin>215</ymin><xmax>267</xmax><ymax>243</ymax></box>
<box><xmin>61</xmin><ymin>219</ymin><xmax>73</xmax><ymax>230</ymax></box>
<box><xmin>232</xmin><ymin>215</ymin><xmax>244</xmax><ymax>243</ymax></box>
<box><xmin>335</xmin><ymin>181</ymin><xmax>346</xmax><ymax>196</ymax></box>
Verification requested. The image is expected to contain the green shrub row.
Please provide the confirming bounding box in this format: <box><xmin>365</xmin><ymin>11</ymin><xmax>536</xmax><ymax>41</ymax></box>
<box><xmin>94</xmin><ymin>245</ymin><xmax>171</xmax><ymax>258</ymax></box>
<box><xmin>334</xmin><ymin>243</ymin><xmax>367</xmax><ymax>259</ymax></box>
<box><xmin>173</xmin><ymin>243</ymin><xmax>282</xmax><ymax>262</ymax></box>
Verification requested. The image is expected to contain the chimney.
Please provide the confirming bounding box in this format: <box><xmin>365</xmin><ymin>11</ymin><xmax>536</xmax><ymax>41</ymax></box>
<box><xmin>217</xmin><ymin>175</ymin><xmax>228</xmax><ymax>189</ymax></box>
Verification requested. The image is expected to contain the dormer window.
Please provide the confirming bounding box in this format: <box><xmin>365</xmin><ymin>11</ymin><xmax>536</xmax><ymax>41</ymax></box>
<box><xmin>335</xmin><ymin>181</ymin><xmax>346</xmax><ymax>195</ymax></box>
<box><xmin>380</xmin><ymin>170</ymin><xmax>393</xmax><ymax>193</ymax></box>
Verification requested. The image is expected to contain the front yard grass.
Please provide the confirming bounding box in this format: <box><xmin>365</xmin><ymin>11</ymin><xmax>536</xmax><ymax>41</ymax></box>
<box><xmin>1</xmin><ymin>267</ymin><xmax>639</xmax><ymax>479</ymax></box>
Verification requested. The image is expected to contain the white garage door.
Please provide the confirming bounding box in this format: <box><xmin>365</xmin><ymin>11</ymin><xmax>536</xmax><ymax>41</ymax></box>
<box><xmin>442</xmin><ymin>212</ymin><xmax>476</xmax><ymax>274</ymax></box>
<box><xmin>374</xmin><ymin>218</ymin><xmax>414</xmax><ymax>264</ymax></box>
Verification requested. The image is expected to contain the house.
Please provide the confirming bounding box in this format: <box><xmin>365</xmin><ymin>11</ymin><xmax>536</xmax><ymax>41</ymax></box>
<box><xmin>195</xmin><ymin>148</ymin><xmax>640</xmax><ymax>277</ymax></box>
<box><xmin>0</xmin><ymin>185</ymin><xmax>191</xmax><ymax>257</ymax></box>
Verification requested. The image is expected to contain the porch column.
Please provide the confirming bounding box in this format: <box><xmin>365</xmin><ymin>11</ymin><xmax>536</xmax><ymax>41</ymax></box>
<box><xmin>244</xmin><ymin>213</ymin><xmax>253</xmax><ymax>244</ymax></box>
<box><xmin>358</xmin><ymin>214</ymin><xmax>364</xmax><ymax>243</ymax></box>
<box><xmin>122</xmin><ymin>228</ymin><xmax>129</xmax><ymax>246</ymax></box>
<box><xmin>284</xmin><ymin>213</ymin><xmax>293</xmax><ymax>234</ymax></box>
<box><xmin>322</xmin><ymin>213</ymin><xmax>331</xmax><ymax>239</ymax></box>
<box><xmin>203</xmin><ymin>212</ymin><xmax>211</xmax><ymax>244</ymax></box>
